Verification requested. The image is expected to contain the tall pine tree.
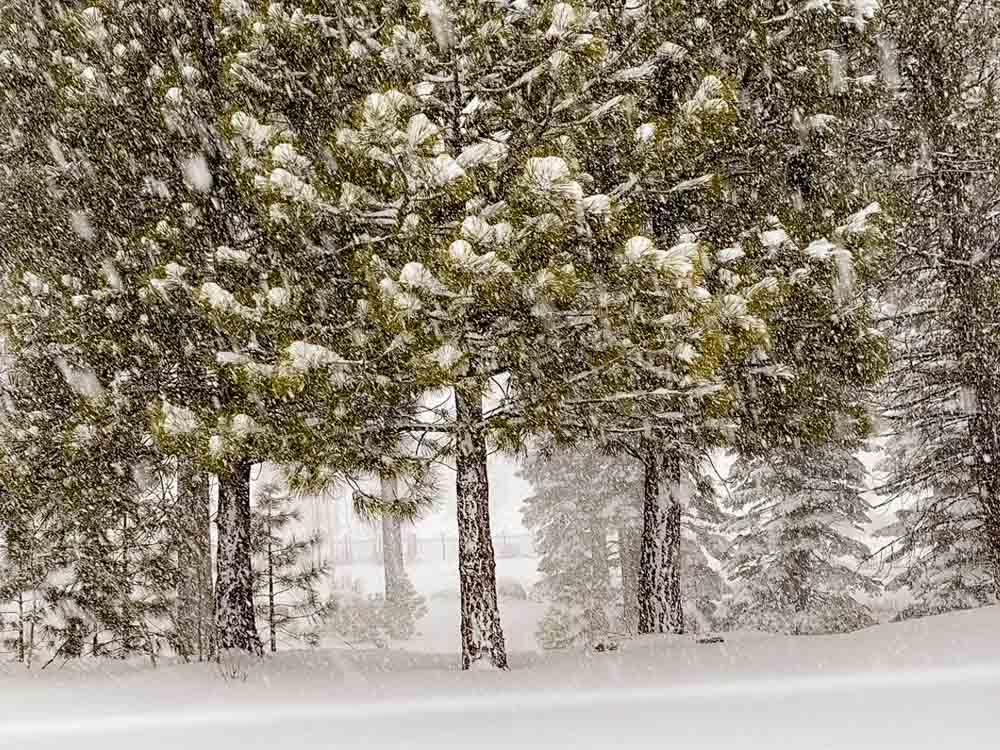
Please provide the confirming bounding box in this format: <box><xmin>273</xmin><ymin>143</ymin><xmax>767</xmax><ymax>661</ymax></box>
<box><xmin>877</xmin><ymin>0</ymin><xmax>1000</xmax><ymax>608</ymax></box>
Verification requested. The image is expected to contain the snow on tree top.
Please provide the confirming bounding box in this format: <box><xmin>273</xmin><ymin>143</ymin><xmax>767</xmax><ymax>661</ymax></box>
<box><xmin>546</xmin><ymin>3</ymin><xmax>577</xmax><ymax>40</ymax></box>
<box><xmin>406</xmin><ymin>113</ymin><xmax>440</xmax><ymax>150</ymax></box>
<box><xmin>837</xmin><ymin>203</ymin><xmax>881</xmax><ymax>237</ymax></box>
<box><xmin>162</xmin><ymin>402</ymin><xmax>198</xmax><ymax>435</ymax></box>
<box><xmin>271</xmin><ymin>143</ymin><xmax>309</xmax><ymax>171</ymax></box>
<box><xmin>457</xmin><ymin>140</ymin><xmax>509</xmax><ymax>170</ymax></box>
<box><xmin>285</xmin><ymin>341</ymin><xmax>345</xmax><ymax>371</ymax></box>
<box><xmin>200</xmin><ymin>282</ymin><xmax>256</xmax><ymax>318</ymax></box>
<box><xmin>400</xmin><ymin>262</ymin><xmax>448</xmax><ymax>295</ymax></box>
<box><xmin>717</xmin><ymin>245</ymin><xmax>745</xmax><ymax>264</ymax></box>
<box><xmin>216</xmin><ymin>246</ymin><xmax>251</xmax><ymax>264</ymax></box>
<box><xmin>231</xmin><ymin>111</ymin><xmax>275</xmax><ymax>151</ymax></box>
<box><xmin>426</xmin><ymin>154</ymin><xmax>466</xmax><ymax>187</ymax></box>
<box><xmin>625</xmin><ymin>237</ymin><xmax>698</xmax><ymax>277</ymax></box>
<box><xmin>182</xmin><ymin>154</ymin><xmax>213</xmax><ymax>192</ymax></box>
<box><xmin>636</xmin><ymin>123</ymin><xmax>657</xmax><ymax>144</ymax></box>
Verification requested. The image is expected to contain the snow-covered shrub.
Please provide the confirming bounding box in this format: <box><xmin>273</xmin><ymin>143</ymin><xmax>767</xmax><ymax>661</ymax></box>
<box><xmin>496</xmin><ymin>578</ymin><xmax>528</xmax><ymax>601</ymax></box>
<box><xmin>329</xmin><ymin>577</ymin><xmax>427</xmax><ymax>648</ymax></box>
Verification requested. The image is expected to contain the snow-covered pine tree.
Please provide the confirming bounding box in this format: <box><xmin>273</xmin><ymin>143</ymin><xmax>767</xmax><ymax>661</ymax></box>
<box><xmin>222</xmin><ymin>0</ymin><xmax>732</xmax><ymax>667</ymax></box>
<box><xmin>1</xmin><ymin>0</ymin><xmax>269</xmax><ymax>660</ymax></box>
<box><xmin>544</xmin><ymin>0</ymin><xmax>889</xmax><ymax>636</ymax></box>
<box><xmin>522</xmin><ymin>447</ymin><xmax>631</xmax><ymax>649</ymax></box>
<box><xmin>327</xmin><ymin>474</ymin><xmax>427</xmax><ymax>649</ymax></box>
<box><xmin>521</xmin><ymin>443</ymin><xmax>728</xmax><ymax>648</ymax></box>
<box><xmin>0</xmin><ymin>513</ymin><xmax>55</xmax><ymax>664</ymax></box>
<box><xmin>376</xmin><ymin>475</ymin><xmax>427</xmax><ymax>640</ymax></box>
<box><xmin>0</xmin><ymin>335</ymin><xmax>179</xmax><ymax>661</ymax></box>
<box><xmin>250</xmin><ymin>483</ymin><xmax>333</xmax><ymax>652</ymax></box>
<box><xmin>876</xmin><ymin>0</ymin><xmax>1000</xmax><ymax>608</ymax></box>
<box><xmin>0</xmin><ymin>2</ymin><xmax>426</xmax><ymax>663</ymax></box>
<box><xmin>723</xmin><ymin>443</ymin><xmax>880</xmax><ymax>634</ymax></box>
<box><xmin>0</xmin><ymin>0</ymin><xmax>890</xmax><ymax>666</ymax></box>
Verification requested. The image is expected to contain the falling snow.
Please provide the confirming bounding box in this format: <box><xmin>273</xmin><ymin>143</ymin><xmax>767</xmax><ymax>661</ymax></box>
<box><xmin>0</xmin><ymin>2</ymin><xmax>996</xmax><ymax>747</ymax></box>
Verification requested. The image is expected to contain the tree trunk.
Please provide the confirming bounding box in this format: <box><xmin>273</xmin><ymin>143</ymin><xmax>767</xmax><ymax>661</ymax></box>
<box><xmin>969</xmin><ymin>384</ymin><xmax>1000</xmax><ymax>600</ymax></box>
<box><xmin>788</xmin><ymin>547</ymin><xmax>812</xmax><ymax>632</ymax></box>
<box><xmin>120</xmin><ymin>510</ymin><xmax>130</xmax><ymax>656</ymax></box>
<box><xmin>638</xmin><ymin>445</ymin><xmax>684</xmax><ymax>635</ymax></box>
<box><xmin>954</xmin><ymin>263</ymin><xmax>1000</xmax><ymax>600</ymax></box>
<box><xmin>27</xmin><ymin>598</ymin><xmax>36</xmax><ymax>667</ymax></box>
<box><xmin>619</xmin><ymin>524</ymin><xmax>641</xmax><ymax>636</ymax></box>
<box><xmin>215</xmin><ymin>460</ymin><xmax>262</xmax><ymax>657</ymax></box>
<box><xmin>267</xmin><ymin>509</ymin><xmax>276</xmax><ymax>654</ymax></box>
<box><xmin>17</xmin><ymin>591</ymin><xmax>24</xmax><ymax>663</ymax></box>
<box><xmin>454</xmin><ymin>381</ymin><xmax>508</xmax><ymax>670</ymax></box>
<box><xmin>380</xmin><ymin>476</ymin><xmax>408</xmax><ymax>604</ymax></box>
<box><xmin>176</xmin><ymin>464</ymin><xmax>214</xmax><ymax>661</ymax></box>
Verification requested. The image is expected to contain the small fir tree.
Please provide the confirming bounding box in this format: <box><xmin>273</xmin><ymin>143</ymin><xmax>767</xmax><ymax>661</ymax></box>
<box><xmin>250</xmin><ymin>483</ymin><xmax>333</xmax><ymax>652</ymax></box>
<box><xmin>723</xmin><ymin>442</ymin><xmax>880</xmax><ymax>634</ymax></box>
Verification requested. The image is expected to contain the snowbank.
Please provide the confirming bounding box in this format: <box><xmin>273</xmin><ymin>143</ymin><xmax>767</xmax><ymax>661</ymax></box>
<box><xmin>2</xmin><ymin>605</ymin><xmax>998</xmax><ymax>749</ymax></box>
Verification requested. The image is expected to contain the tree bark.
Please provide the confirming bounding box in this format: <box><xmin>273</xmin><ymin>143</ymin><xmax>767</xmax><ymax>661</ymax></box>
<box><xmin>380</xmin><ymin>476</ymin><xmax>408</xmax><ymax>604</ymax></box>
<box><xmin>619</xmin><ymin>524</ymin><xmax>641</xmax><ymax>636</ymax></box>
<box><xmin>954</xmin><ymin>263</ymin><xmax>1000</xmax><ymax>600</ymax></box>
<box><xmin>638</xmin><ymin>445</ymin><xmax>684</xmax><ymax>635</ymax></box>
<box><xmin>788</xmin><ymin>547</ymin><xmax>812</xmax><ymax>628</ymax></box>
<box><xmin>267</xmin><ymin>504</ymin><xmax>276</xmax><ymax>654</ymax></box>
<box><xmin>215</xmin><ymin>460</ymin><xmax>262</xmax><ymax>657</ymax></box>
<box><xmin>17</xmin><ymin>591</ymin><xmax>24</xmax><ymax>663</ymax></box>
<box><xmin>454</xmin><ymin>381</ymin><xmax>508</xmax><ymax>669</ymax></box>
<box><xmin>969</xmin><ymin>383</ymin><xmax>1000</xmax><ymax>600</ymax></box>
<box><xmin>176</xmin><ymin>464</ymin><xmax>214</xmax><ymax>661</ymax></box>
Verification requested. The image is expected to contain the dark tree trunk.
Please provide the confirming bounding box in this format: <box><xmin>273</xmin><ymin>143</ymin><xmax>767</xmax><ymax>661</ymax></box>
<box><xmin>380</xmin><ymin>476</ymin><xmax>408</xmax><ymax>604</ymax></box>
<box><xmin>267</xmin><ymin>502</ymin><xmax>276</xmax><ymax>654</ymax></box>
<box><xmin>638</xmin><ymin>445</ymin><xmax>684</xmax><ymax>635</ymax></box>
<box><xmin>619</xmin><ymin>524</ymin><xmax>641</xmax><ymax>636</ymax></box>
<box><xmin>17</xmin><ymin>591</ymin><xmax>24</xmax><ymax>663</ymax></box>
<box><xmin>215</xmin><ymin>460</ymin><xmax>262</xmax><ymax>657</ymax></box>
<box><xmin>788</xmin><ymin>548</ymin><xmax>812</xmax><ymax>621</ymax></box>
<box><xmin>454</xmin><ymin>381</ymin><xmax>508</xmax><ymax>670</ymax></box>
<box><xmin>970</xmin><ymin>384</ymin><xmax>1000</xmax><ymax>600</ymax></box>
<box><xmin>176</xmin><ymin>464</ymin><xmax>214</xmax><ymax>661</ymax></box>
<box><xmin>954</xmin><ymin>263</ymin><xmax>1000</xmax><ymax>600</ymax></box>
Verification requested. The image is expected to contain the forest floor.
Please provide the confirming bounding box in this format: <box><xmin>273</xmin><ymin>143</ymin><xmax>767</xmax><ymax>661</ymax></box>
<box><xmin>1</xmin><ymin>600</ymin><xmax>998</xmax><ymax>749</ymax></box>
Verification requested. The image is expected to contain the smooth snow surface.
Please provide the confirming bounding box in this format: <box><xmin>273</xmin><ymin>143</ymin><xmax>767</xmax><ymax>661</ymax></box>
<box><xmin>2</xmin><ymin>606</ymin><xmax>998</xmax><ymax>749</ymax></box>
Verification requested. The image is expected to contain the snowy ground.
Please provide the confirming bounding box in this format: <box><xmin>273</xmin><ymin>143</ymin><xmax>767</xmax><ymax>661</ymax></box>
<box><xmin>2</xmin><ymin>605</ymin><xmax>999</xmax><ymax>749</ymax></box>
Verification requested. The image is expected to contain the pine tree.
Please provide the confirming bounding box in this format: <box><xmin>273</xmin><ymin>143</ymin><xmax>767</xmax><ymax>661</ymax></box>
<box><xmin>723</xmin><ymin>443</ymin><xmax>880</xmax><ymax>634</ymax></box>
<box><xmin>251</xmin><ymin>482</ymin><xmax>333</xmax><ymax>652</ymax></box>
<box><xmin>0</xmin><ymin>0</ymin><xmax>891</xmax><ymax>667</ymax></box>
<box><xmin>327</xmin><ymin>478</ymin><xmax>427</xmax><ymax>649</ymax></box>
<box><xmin>543</xmin><ymin>0</ymin><xmax>889</xmax><ymax>635</ymax></box>
<box><xmin>522</xmin><ymin>447</ymin><xmax>629</xmax><ymax>649</ymax></box>
<box><xmin>521</xmin><ymin>444</ymin><xmax>727</xmax><ymax>648</ymax></box>
<box><xmin>0</xmin><ymin>1</ymin><xmax>424</xmax><ymax>662</ymax></box>
<box><xmin>876</xmin><ymin>0</ymin><xmax>1000</xmax><ymax>607</ymax></box>
<box><xmin>0</xmin><ymin>516</ymin><xmax>54</xmax><ymax>664</ymax></box>
<box><xmin>221</xmin><ymin>0</ymin><xmax>737</xmax><ymax>667</ymax></box>
<box><xmin>0</xmin><ymin>342</ymin><xmax>179</xmax><ymax>661</ymax></box>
